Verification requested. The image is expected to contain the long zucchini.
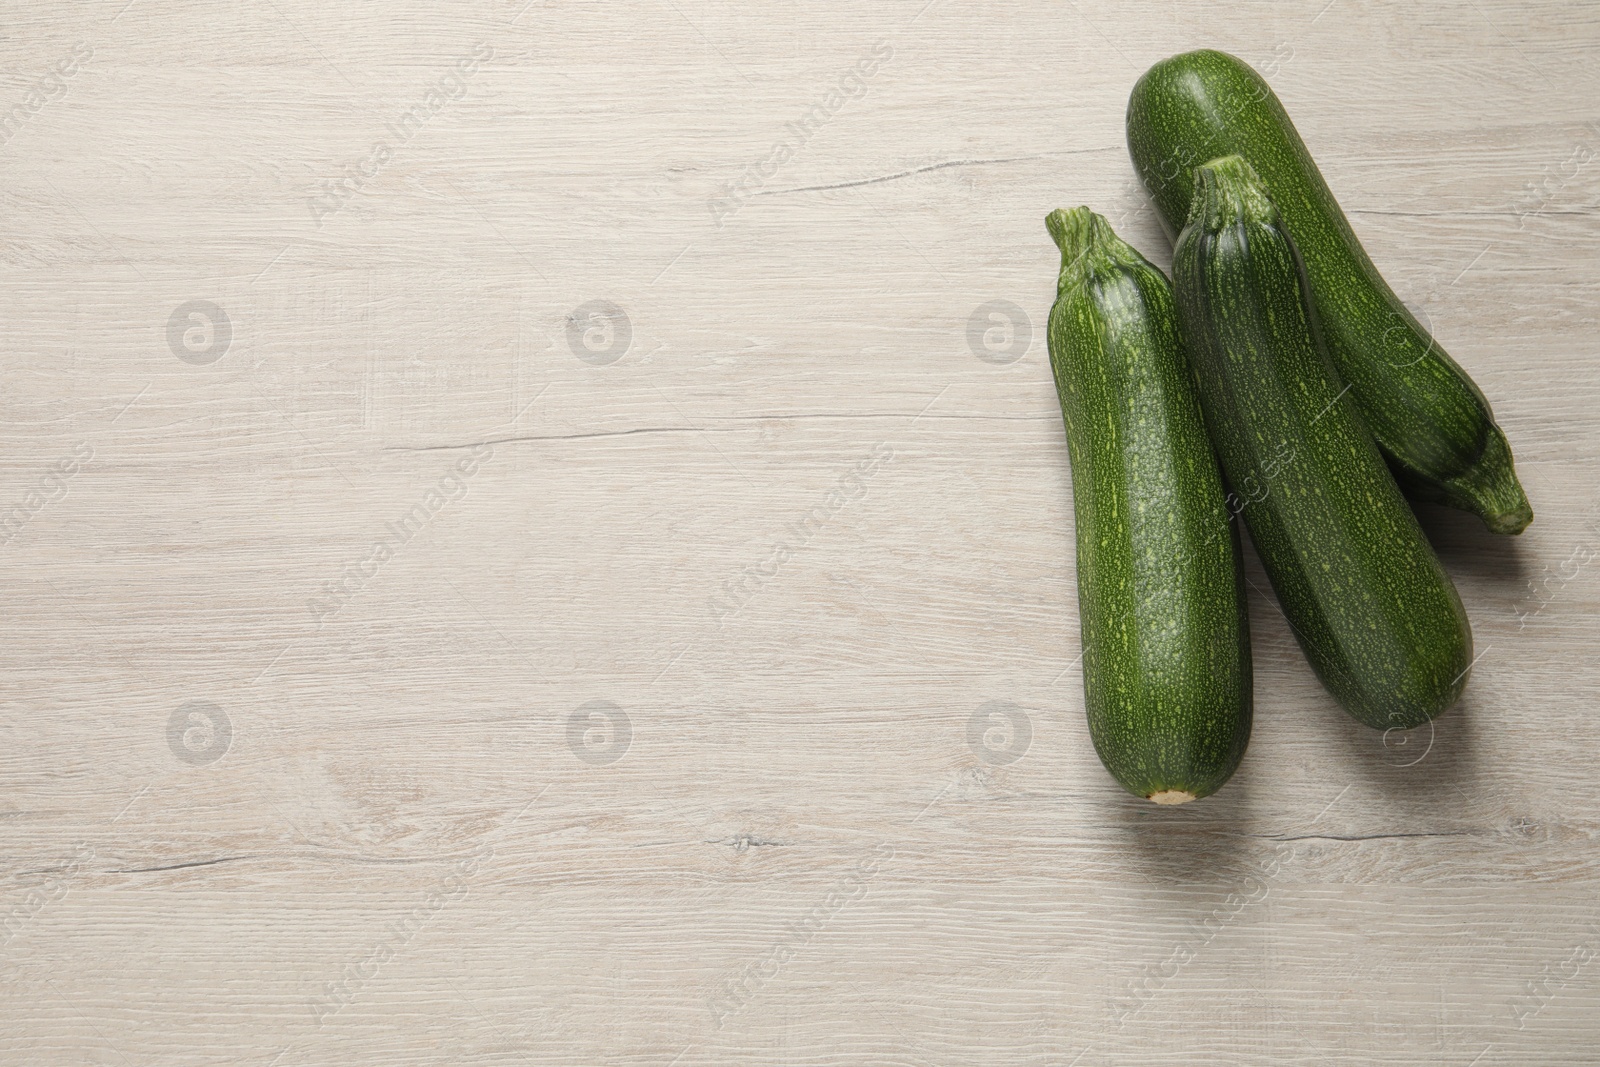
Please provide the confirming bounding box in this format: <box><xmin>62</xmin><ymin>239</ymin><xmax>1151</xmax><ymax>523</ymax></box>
<box><xmin>1126</xmin><ymin>49</ymin><xmax>1532</xmax><ymax>534</ymax></box>
<box><xmin>1046</xmin><ymin>206</ymin><xmax>1251</xmax><ymax>802</ymax></box>
<box><xmin>1172</xmin><ymin>156</ymin><xmax>1472</xmax><ymax>730</ymax></box>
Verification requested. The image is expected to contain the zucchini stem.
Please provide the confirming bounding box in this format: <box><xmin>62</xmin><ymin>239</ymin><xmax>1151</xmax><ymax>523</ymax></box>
<box><xmin>1046</xmin><ymin>206</ymin><xmax>1151</xmax><ymax>293</ymax></box>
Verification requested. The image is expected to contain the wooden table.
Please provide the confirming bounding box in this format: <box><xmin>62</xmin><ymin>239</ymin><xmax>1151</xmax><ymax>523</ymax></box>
<box><xmin>4</xmin><ymin>1</ymin><xmax>1597</xmax><ymax>1063</ymax></box>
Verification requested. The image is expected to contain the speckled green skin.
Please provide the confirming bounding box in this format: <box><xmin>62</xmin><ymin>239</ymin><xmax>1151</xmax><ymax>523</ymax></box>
<box><xmin>1046</xmin><ymin>207</ymin><xmax>1251</xmax><ymax>801</ymax></box>
<box><xmin>1172</xmin><ymin>158</ymin><xmax>1472</xmax><ymax>730</ymax></box>
<box><xmin>1127</xmin><ymin>49</ymin><xmax>1531</xmax><ymax>534</ymax></box>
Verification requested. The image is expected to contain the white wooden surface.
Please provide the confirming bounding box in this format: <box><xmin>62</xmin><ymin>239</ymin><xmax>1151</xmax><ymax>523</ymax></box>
<box><xmin>2</xmin><ymin>1</ymin><xmax>1598</xmax><ymax>1063</ymax></box>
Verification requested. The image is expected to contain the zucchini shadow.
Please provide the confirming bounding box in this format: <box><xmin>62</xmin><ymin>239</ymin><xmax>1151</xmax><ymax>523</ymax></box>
<box><xmin>1409</xmin><ymin>498</ymin><xmax>1532</xmax><ymax>588</ymax></box>
<box><xmin>1095</xmin><ymin>749</ymin><xmax>1259</xmax><ymax>881</ymax></box>
<box><xmin>1320</xmin><ymin>497</ymin><xmax>1519</xmax><ymax>808</ymax></box>
<box><xmin>1235</xmin><ymin>518</ymin><xmax>1485</xmax><ymax>812</ymax></box>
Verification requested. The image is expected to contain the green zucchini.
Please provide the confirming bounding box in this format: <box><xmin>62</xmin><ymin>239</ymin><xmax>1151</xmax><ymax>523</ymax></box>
<box><xmin>1172</xmin><ymin>156</ymin><xmax>1472</xmax><ymax>730</ymax></box>
<box><xmin>1126</xmin><ymin>49</ymin><xmax>1532</xmax><ymax>534</ymax></box>
<box><xmin>1046</xmin><ymin>206</ymin><xmax>1251</xmax><ymax>803</ymax></box>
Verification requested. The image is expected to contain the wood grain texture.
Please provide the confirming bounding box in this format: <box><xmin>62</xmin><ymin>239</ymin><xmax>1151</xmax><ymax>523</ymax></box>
<box><xmin>2</xmin><ymin>0</ymin><xmax>1598</xmax><ymax>1063</ymax></box>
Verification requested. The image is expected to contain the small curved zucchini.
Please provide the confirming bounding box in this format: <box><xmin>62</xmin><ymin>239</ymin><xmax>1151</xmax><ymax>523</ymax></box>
<box><xmin>1046</xmin><ymin>206</ymin><xmax>1251</xmax><ymax>803</ymax></box>
<box><xmin>1171</xmin><ymin>156</ymin><xmax>1472</xmax><ymax>730</ymax></box>
<box><xmin>1126</xmin><ymin>49</ymin><xmax>1531</xmax><ymax>534</ymax></box>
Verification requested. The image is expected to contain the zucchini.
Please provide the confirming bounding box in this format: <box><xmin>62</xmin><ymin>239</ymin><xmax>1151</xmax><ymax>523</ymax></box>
<box><xmin>1171</xmin><ymin>156</ymin><xmax>1472</xmax><ymax>730</ymax></box>
<box><xmin>1126</xmin><ymin>49</ymin><xmax>1532</xmax><ymax>534</ymax></box>
<box><xmin>1046</xmin><ymin>206</ymin><xmax>1251</xmax><ymax>803</ymax></box>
